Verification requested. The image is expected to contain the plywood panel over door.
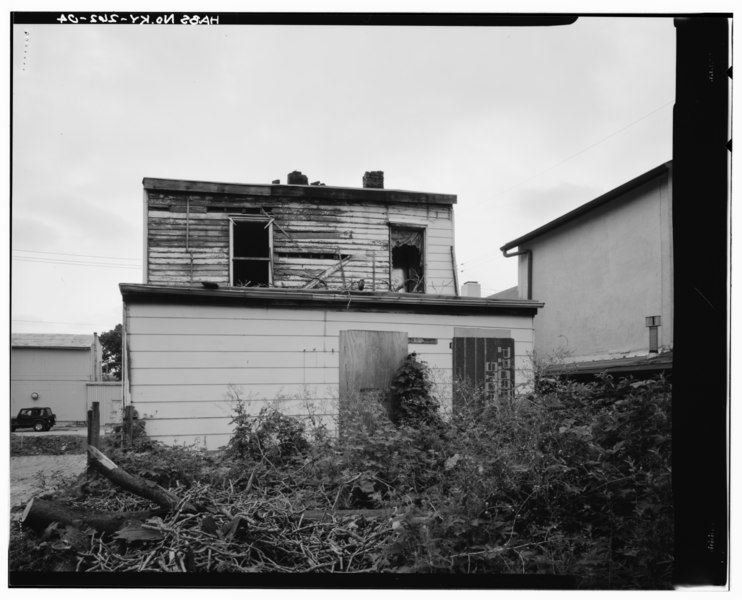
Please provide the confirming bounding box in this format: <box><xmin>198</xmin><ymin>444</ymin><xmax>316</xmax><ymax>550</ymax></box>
<box><xmin>339</xmin><ymin>330</ymin><xmax>408</xmax><ymax>424</ymax></box>
<box><xmin>452</xmin><ymin>337</ymin><xmax>515</xmax><ymax>412</ymax></box>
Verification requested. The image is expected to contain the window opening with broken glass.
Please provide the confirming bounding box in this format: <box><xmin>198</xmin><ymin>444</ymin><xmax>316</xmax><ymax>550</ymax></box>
<box><xmin>390</xmin><ymin>225</ymin><xmax>425</xmax><ymax>293</ymax></box>
<box><xmin>230</xmin><ymin>217</ymin><xmax>273</xmax><ymax>286</ymax></box>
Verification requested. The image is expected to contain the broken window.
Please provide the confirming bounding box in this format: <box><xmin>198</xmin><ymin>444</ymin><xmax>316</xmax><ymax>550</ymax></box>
<box><xmin>230</xmin><ymin>217</ymin><xmax>273</xmax><ymax>286</ymax></box>
<box><xmin>390</xmin><ymin>225</ymin><xmax>425</xmax><ymax>292</ymax></box>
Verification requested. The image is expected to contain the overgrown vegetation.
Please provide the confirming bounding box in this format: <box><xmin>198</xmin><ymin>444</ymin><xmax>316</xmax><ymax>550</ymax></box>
<box><xmin>9</xmin><ymin>355</ymin><xmax>672</xmax><ymax>588</ymax></box>
<box><xmin>11</xmin><ymin>434</ymin><xmax>87</xmax><ymax>456</ymax></box>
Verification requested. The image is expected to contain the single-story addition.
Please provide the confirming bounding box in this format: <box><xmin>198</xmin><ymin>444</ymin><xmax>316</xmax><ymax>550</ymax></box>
<box><xmin>120</xmin><ymin>284</ymin><xmax>543</xmax><ymax>450</ymax></box>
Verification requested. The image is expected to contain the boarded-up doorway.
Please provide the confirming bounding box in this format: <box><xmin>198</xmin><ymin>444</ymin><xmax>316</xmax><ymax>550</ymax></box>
<box><xmin>339</xmin><ymin>330</ymin><xmax>408</xmax><ymax>428</ymax></box>
<box><xmin>452</xmin><ymin>329</ymin><xmax>515</xmax><ymax>413</ymax></box>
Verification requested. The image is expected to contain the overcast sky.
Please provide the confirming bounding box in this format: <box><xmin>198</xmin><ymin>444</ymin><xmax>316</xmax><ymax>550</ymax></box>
<box><xmin>11</xmin><ymin>14</ymin><xmax>676</xmax><ymax>335</ymax></box>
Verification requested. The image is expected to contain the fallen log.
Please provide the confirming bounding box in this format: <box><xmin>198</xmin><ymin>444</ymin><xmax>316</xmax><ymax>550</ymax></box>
<box><xmin>87</xmin><ymin>445</ymin><xmax>198</xmax><ymax>513</ymax></box>
<box><xmin>21</xmin><ymin>496</ymin><xmax>166</xmax><ymax>534</ymax></box>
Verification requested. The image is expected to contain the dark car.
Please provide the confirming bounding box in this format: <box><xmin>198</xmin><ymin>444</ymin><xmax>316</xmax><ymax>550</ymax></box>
<box><xmin>11</xmin><ymin>407</ymin><xmax>56</xmax><ymax>432</ymax></box>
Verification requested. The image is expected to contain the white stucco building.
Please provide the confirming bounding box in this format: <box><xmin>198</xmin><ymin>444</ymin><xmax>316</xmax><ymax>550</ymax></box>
<box><xmin>499</xmin><ymin>162</ymin><xmax>673</xmax><ymax>375</ymax></box>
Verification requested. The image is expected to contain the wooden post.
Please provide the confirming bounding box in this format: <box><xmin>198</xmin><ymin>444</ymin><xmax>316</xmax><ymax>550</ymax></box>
<box><xmin>86</xmin><ymin>408</ymin><xmax>94</xmax><ymax>479</ymax></box>
<box><xmin>123</xmin><ymin>405</ymin><xmax>134</xmax><ymax>448</ymax></box>
<box><xmin>91</xmin><ymin>401</ymin><xmax>101</xmax><ymax>449</ymax></box>
<box><xmin>86</xmin><ymin>409</ymin><xmax>93</xmax><ymax>446</ymax></box>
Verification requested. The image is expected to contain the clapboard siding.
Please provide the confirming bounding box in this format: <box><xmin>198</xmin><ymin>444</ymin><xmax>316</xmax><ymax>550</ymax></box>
<box><xmin>124</xmin><ymin>301</ymin><xmax>536</xmax><ymax>449</ymax></box>
<box><xmin>128</xmin><ymin>334</ymin><xmax>335</xmax><ymax>353</ymax></box>
<box><xmin>130</xmin><ymin>351</ymin><xmax>339</xmax><ymax>370</ymax></box>
<box><xmin>146</xmin><ymin>189</ymin><xmax>455</xmax><ymax>293</ymax></box>
<box><xmin>135</xmin><ymin>397</ymin><xmax>337</xmax><ymax>420</ymax></box>
<box><xmin>131</xmin><ymin>383</ymin><xmax>339</xmax><ymax>404</ymax></box>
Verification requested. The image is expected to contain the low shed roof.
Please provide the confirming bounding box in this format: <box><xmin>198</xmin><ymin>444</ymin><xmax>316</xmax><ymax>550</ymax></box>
<box><xmin>11</xmin><ymin>333</ymin><xmax>94</xmax><ymax>349</ymax></box>
<box><xmin>120</xmin><ymin>284</ymin><xmax>543</xmax><ymax>317</ymax></box>
<box><xmin>544</xmin><ymin>351</ymin><xmax>673</xmax><ymax>378</ymax></box>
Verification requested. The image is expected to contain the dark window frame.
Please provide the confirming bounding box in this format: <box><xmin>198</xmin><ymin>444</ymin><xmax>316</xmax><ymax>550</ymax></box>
<box><xmin>229</xmin><ymin>216</ymin><xmax>274</xmax><ymax>287</ymax></box>
<box><xmin>388</xmin><ymin>222</ymin><xmax>427</xmax><ymax>293</ymax></box>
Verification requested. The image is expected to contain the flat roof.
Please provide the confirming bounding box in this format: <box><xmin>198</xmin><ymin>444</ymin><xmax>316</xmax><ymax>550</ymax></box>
<box><xmin>120</xmin><ymin>283</ymin><xmax>543</xmax><ymax>317</ymax></box>
<box><xmin>11</xmin><ymin>333</ymin><xmax>93</xmax><ymax>349</ymax></box>
<box><xmin>500</xmin><ymin>161</ymin><xmax>672</xmax><ymax>252</ymax></box>
<box><xmin>143</xmin><ymin>177</ymin><xmax>457</xmax><ymax>207</ymax></box>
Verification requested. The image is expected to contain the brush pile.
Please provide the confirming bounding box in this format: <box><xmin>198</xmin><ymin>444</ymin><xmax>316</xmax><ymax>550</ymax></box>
<box><xmin>10</xmin><ymin>362</ymin><xmax>674</xmax><ymax>588</ymax></box>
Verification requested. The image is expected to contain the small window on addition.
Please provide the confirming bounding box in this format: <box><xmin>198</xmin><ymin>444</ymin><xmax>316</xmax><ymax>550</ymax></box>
<box><xmin>230</xmin><ymin>217</ymin><xmax>273</xmax><ymax>286</ymax></box>
<box><xmin>390</xmin><ymin>225</ymin><xmax>425</xmax><ymax>293</ymax></box>
<box><xmin>646</xmin><ymin>315</ymin><xmax>661</xmax><ymax>353</ymax></box>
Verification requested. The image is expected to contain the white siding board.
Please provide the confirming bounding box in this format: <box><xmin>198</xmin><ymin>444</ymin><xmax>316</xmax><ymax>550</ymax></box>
<box><xmin>131</xmin><ymin>366</ymin><xmax>338</xmax><ymax>386</ymax></box>
<box><xmin>128</xmin><ymin>317</ymin><xmax>326</xmax><ymax>336</ymax></box>
<box><xmin>131</xmin><ymin>383</ymin><xmax>340</xmax><ymax>403</ymax></box>
<box><xmin>137</xmin><ymin>397</ymin><xmax>337</xmax><ymax>420</ymax></box>
<box><xmin>128</xmin><ymin>334</ymin><xmax>337</xmax><ymax>353</ymax></box>
<box><xmin>131</xmin><ymin>350</ymin><xmax>339</xmax><ymax>370</ymax></box>
<box><xmin>129</xmin><ymin>304</ymin><xmax>327</xmax><ymax>321</ymax></box>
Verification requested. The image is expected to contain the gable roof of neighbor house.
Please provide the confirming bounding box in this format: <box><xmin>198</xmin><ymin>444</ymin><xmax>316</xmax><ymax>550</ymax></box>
<box><xmin>143</xmin><ymin>178</ymin><xmax>457</xmax><ymax>207</ymax></box>
<box><xmin>488</xmin><ymin>286</ymin><xmax>519</xmax><ymax>300</ymax></box>
<box><xmin>11</xmin><ymin>333</ymin><xmax>94</xmax><ymax>350</ymax></box>
<box><xmin>120</xmin><ymin>283</ymin><xmax>544</xmax><ymax>316</ymax></box>
<box><xmin>500</xmin><ymin>161</ymin><xmax>672</xmax><ymax>252</ymax></box>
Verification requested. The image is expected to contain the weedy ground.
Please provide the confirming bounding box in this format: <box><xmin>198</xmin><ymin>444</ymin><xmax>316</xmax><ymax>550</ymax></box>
<box><xmin>9</xmin><ymin>355</ymin><xmax>673</xmax><ymax>588</ymax></box>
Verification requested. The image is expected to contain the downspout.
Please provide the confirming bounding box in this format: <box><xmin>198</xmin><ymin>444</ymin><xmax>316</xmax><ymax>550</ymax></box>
<box><xmin>501</xmin><ymin>248</ymin><xmax>533</xmax><ymax>300</ymax></box>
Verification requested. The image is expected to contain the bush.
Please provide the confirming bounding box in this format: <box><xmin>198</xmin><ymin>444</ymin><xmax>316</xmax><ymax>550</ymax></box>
<box><xmin>389</xmin><ymin>353</ymin><xmax>442</xmax><ymax>427</ymax></box>
<box><xmin>225</xmin><ymin>401</ymin><xmax>310</xmax><ymax>465</ymax></box>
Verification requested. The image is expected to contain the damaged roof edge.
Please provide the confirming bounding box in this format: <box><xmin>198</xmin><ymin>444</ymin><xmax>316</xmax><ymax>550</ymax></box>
<box><xmin>142</xmin><ymin>178</ymin><xmax>457</xmax><ymax>206</ymax></box>
<box><xmin>119</xmin><ymin>283</ymin><xmax>543</xmax><ymax>316</ymax></box>
<box><xmin>500</xmin><ymin>161</ymin><xmax>672</xmax><ymax>252</ymax></box>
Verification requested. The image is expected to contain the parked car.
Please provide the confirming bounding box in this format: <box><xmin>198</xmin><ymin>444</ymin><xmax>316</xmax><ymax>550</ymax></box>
<box><xmin>11</xmin><ymin>407</ymin><xmax>56</xmax><ymax>432</ymax></box>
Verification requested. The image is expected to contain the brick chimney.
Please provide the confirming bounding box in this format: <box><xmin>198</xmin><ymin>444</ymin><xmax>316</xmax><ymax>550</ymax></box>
<box><xmin>363</xmin><ymin>171</ymin><xmax>384</xmax><ymax>189</ymax></box>
<box><xmin>287</xmin><ymin>170</ymin><xmax>308</xmax><ymax>185</ymax></box>
<box><xmin>462</xmin><ymin>281</ymin><xmax>481</xmax><ymax>298</ymax></box>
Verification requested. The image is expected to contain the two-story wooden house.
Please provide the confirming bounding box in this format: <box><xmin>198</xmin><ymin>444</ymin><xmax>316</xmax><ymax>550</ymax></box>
<box><xmin>120</xmin><ymin>171</ymin><xmax>543</xmax><ymax>449</ymax></box>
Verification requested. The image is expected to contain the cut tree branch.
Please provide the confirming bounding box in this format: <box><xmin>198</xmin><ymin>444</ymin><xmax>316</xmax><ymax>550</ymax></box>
<box><xmin>21</xmin><ymin>497</ymin><xmax>166</xmax><ymax>534</ymax></box>
<box><xmin>87</xmin><ymin>445</ymin><xmax>198</xmax><ymax>513</ymax></box>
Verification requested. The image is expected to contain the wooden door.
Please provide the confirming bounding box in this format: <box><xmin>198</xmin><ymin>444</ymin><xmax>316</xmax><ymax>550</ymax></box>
<box><xmin>339</xmin><ymin>330</ymin><xmax>408</xmax><ymax>425</ymax></box>
<box><xmin>452</xmin><ymin>337</ymin><xmax>515</xmax><ymax>412</ymax></box>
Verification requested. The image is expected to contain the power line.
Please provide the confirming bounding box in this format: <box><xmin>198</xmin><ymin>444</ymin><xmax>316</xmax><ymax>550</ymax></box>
<box><xmin>12</xmin><ymin>248</ymin><xmax>140</xmax><ymax>262</ymax></box>
<box><xmin>458</xmin><ymin>100</ymin><xmax>674</xmax><ymax>271</ymax></box>
<box><xmin>496</xmin><ymin>99</ymin><xmax>674</xmax><ymax>199</ymax></box>
<box><xmin>12</xmin><ymin>318</ymin><xmax>100</xmax><ymax>325</ymax></box>
<box><xmin>12</xmin><ymin>256</ymin><xmax>141</xmax><ymax>269</ymax></box>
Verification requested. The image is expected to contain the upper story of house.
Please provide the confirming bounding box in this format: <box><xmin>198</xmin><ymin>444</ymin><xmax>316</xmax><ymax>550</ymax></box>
<box><xmin>142</xmin><ymin>170</ymin><xmax>458</xmax><ymax>295</ymax></box>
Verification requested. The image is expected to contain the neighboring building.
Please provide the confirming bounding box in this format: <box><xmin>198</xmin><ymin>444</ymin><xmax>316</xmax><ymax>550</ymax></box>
<box><xmin>121</xmin><ymin>171</ymin><xmax>543</xmax><ymax>449</ymax></box>
<box><xmin>499</xmin><ymin>162</ymin><xmax>673</xmax><ymax>376</ymax></box>
<box><xmin>11</xmin><ymin>333</ymin><xmax>104</xmax><ymax>422</ymax></box>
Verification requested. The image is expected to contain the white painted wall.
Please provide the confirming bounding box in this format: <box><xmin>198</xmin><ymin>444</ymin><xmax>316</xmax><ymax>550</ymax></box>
<box><xmin>124</xmin><ymin>302</ymin><xmax>536</xmax><ymax>449</ymax></box>
<box><xmin>518</xmin><ymin>172</ymin><xmax>673</xmax><ymax>363</ymax></box>
<box><xmin>11</xmin><ymin>348</ymin><xmax>93</xmax><ymax>421</ymax></box>
<box><xmin>86</xmin><ymin>382</ymin><xmax>123</xmax><ymax>425</ymax></box>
